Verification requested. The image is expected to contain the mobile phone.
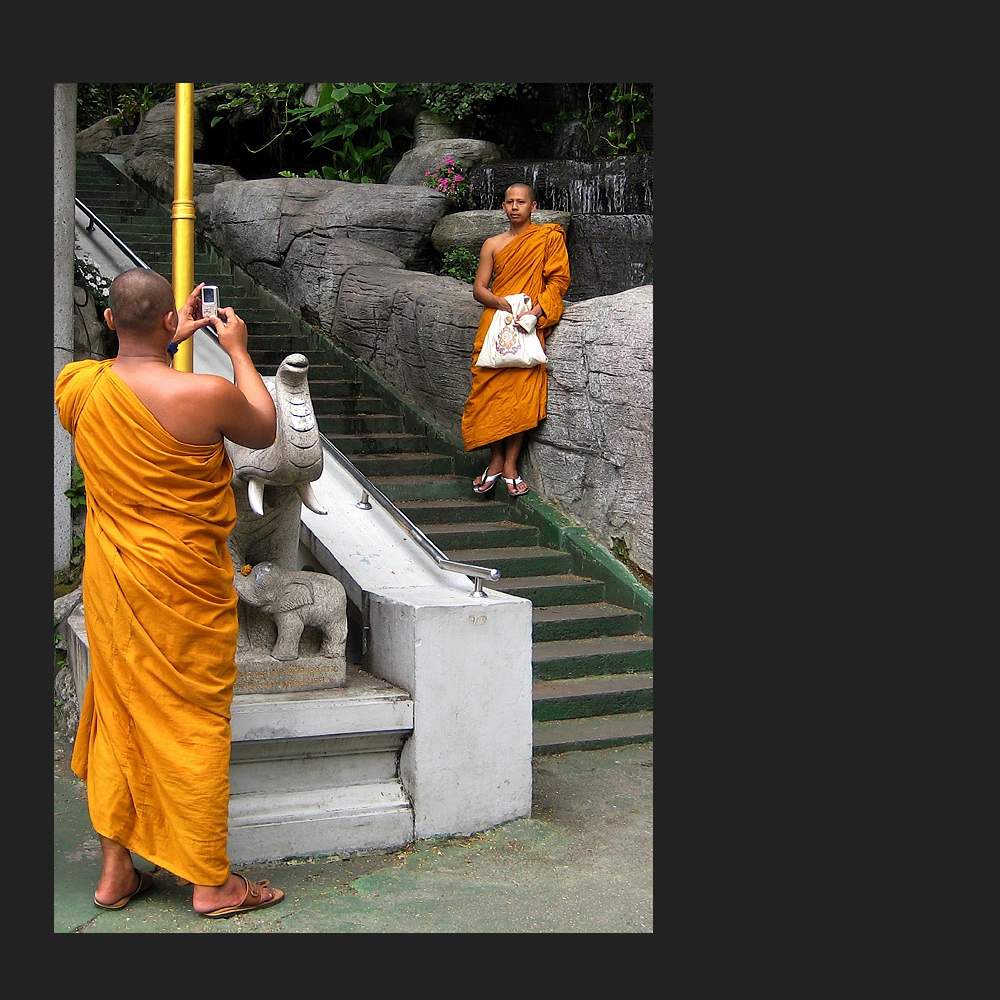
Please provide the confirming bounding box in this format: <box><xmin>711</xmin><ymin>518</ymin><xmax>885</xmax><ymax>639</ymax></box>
<box><xmin>201</xmin><ymin>284</ymin><xmax>220</xmax><ymax>320</ymax></box>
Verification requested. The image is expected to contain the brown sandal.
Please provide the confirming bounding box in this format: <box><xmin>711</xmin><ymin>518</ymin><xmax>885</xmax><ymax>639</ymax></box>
<box><xmin>94</xmin><ymin>867</ymin><xmax>154</xmax><ymax>910</ymax></box>
<box><xmin>198</xmin><ymin>872</ymin><xmax>285</xmax><ymax>918</ymax></box>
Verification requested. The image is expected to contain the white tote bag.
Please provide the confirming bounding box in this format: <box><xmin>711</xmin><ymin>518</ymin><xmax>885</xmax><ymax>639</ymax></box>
<box><xmin>475</xmin><ymin>293</ymin><xmax>548</xmax><ymax>369</ymax></box>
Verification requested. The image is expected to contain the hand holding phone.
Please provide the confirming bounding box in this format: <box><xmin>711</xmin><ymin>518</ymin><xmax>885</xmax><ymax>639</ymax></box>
<box><xmin>201</xmin><ymin>284</ymin><xmax>220</xmax><ymax>321</ymax></box>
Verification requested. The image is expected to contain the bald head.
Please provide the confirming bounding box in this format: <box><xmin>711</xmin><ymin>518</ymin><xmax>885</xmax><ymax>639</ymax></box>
<box><xmin>108</xmin><ymin>268</ymin><xmax>175</xmax><ymax>336</ymax></box>
<box><xmin>506</xmin><ymin>182</ymin><xmax>535</xmax><ymax>202</ymax></box>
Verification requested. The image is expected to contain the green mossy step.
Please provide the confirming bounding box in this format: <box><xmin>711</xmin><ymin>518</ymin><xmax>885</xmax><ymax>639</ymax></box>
<box><xmin>532</xmin><ymin>711</ymin><xmax>654</xmax><ymax>754</ymax></box>
<box><xmin>394</xmin><ymin>498</ymin><xmax>512</xmax><ymax>524</ymax></box>
<box><xmin>421</xmin><ymin>520</ymin><xmax>540</xmax><ymax>550</ymax></box>
<box><xmin>531</xmin><ymin>635</ymin><xmax>655</xmax><ymax>680</ymax></box>
<box><xmin>486</xmin><ymin>573</ymin><xmax>607</xmax><ymax>606</ymax></box>
<box><xmin>531</xmin><ymin>602</ymin><xmax>644</xmax><ymax>641</ymax></box>
<box><xmin>532</xmin><ymin>672</ymin><xmax>654</xmax><ymax>721</ymax></box>
<box><xmin>448</xmin><ymin>545</ymin><xmax>573</xmax><ymax>577</ymax></box>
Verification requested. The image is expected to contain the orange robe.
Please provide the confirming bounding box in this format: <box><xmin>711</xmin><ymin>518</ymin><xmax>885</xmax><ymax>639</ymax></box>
<box><xmin>55</xmin><ymin>359</ymin><xmax>239</xmax><ymax>886</ymax></box>
<box><xmin>462</xmin><ymin>223</ymin><xmax>571</xmax><ymax>451</ymax></box>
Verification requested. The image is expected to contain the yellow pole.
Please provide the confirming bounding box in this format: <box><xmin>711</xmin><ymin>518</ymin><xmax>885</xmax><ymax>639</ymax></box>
<box><xmin>171</xmin><ymin>83</ymin><xmax>195</xmax><ymax>372</ymax></box>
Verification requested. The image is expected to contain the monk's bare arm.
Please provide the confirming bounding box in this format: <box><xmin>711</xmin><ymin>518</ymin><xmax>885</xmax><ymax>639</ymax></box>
<box><xmin>472</xmin><ymin>238</ymin><xmax>511</xmax><ymax>312</ymax></box>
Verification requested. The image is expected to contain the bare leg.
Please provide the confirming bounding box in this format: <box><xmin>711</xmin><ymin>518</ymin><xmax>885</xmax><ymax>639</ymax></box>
<box><xmin>94</xmin><ymin>834</ymin><xmax>143</xmax><ymax>906</ymax></box>
<box><xmin>502</xmin><ymin>433</ymin><xmax>529</xmax><ymax>495</ymax></box>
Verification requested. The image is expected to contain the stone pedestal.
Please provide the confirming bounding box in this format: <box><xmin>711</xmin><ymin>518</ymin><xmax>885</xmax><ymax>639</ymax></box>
<box><xmin>234</xmin><ymin>651</ymin><xmax>346</xmax><ymax>695</ymax></box>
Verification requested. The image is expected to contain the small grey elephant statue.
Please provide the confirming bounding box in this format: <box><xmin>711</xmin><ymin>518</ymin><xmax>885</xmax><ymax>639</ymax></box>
<box><xmin>234</xmin><ymin>561</ymin><xmax>348</xmax><ymax>663</ymax></box>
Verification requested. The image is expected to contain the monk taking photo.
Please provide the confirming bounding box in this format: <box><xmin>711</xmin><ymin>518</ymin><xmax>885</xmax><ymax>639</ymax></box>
<box><xmin>55</xmin><ymin>267</ymin><xmax>285</xmax><ymax>918</ymax></box>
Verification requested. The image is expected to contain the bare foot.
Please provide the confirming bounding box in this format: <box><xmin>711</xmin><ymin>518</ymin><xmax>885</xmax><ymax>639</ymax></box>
<box><xmin>192</xmin><ymin>872</ymin><xmax>282</xmax><ymax>915</ymax></box>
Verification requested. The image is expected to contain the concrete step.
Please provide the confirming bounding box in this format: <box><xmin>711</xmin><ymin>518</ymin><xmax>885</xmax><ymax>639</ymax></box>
<box><xmin>367</xmin><ymin>473</ymin><xmax>472</xmax><ymax>501</ymax></box>
<box><xmin>228</xmin><ymin>667</ymin><xmax>415</xmax><ymax>862</ymax></box>
<box><xmin>311</xmin><ymin>395</ymin><xmax>389</xmax><ymax>416</ymax></box>
<box><xmin>486</xmin><ymin>573</ymin><xmax>607</xmax><ymax>606</ymax></box>
<box><xmin>532</xmin><ymin>711</ymin><xmax>654</xmax><ymax>755</ymax></box>
<box><xmin>532</xmin><ymin>672</ymin><xmax>654</xmax><ymax>721</ymax></box>
<box><xmin>306</xmin><ymin>378</ymin><xmax>366</xmax><ymax>399</ymax></box>
<box><xmin>421</xmin><ymin>520</ymin><xmax>540</xmax><ymax>550</ymax></box>
<box><xmin>448</xmin><ymin>544</ymin><xmax>574</xmax><ymax>577</ymax></box>
<box><xmin>317</xmin><ymin>413</ymin><xmax>407</xmax><ymax>436</ymax></box>
<box><xmin>246</xmin><ymin>331</ymin><xmax>333</xmax><ymax>352</ymax></box>
<box><xmin>531</xmin><ymin>635</ymin><xmax>655</xmax><ymax>680</ymax></box>
<box><xmin>356</xmin><ymin>452</ymin><xmax>456</xmax><ymax>478</ymax></box>
<box><xmin>532</xmin><ymin>602</ymin><xmax>645</xmax><ymax>641</ymax></box>
<box><xmin>324</xmin><ymin>432</ymin><xmax>430</xmax><ymax>455</ymax></box>
<box><xmin>395</xmin><ymin>497</ymin><xmax>513</xmax><ymax>524</ymax></box>
<box><xmin>67</xmin><ymin>604</ymin><xmax>418</xmax><ymax>862</ymax></box>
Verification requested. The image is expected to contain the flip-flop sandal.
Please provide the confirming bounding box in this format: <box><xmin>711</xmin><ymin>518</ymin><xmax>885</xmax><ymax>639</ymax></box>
<box><xmin>199</xmin><ymin>873</ymin><xmax>285</xmax><ymax>919</ymax></box>
<box><xmin>94</xmin><ymin>867</ymin><xmax>155</xmax><ymax>910</ymax></box>
<box><xmin>504</xmin><ymin>476</ymin><xmax>530</xmax><ymax>496</ymax></box>
<box><xmin>472</xmin><ymin>467</ymin><xmax>501</xmax><ymax>494</ymax></box>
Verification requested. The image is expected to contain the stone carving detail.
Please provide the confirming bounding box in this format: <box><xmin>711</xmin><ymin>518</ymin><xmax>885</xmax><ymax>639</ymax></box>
<box><xmin>233</xmin><ymin>561</ymin><xmax>347</xmax><ymax>663</ymax></box>
<box><xmin>226</xmin><ymin>353</ymin><xmax>348</xmax><ymax>694</ymax></box>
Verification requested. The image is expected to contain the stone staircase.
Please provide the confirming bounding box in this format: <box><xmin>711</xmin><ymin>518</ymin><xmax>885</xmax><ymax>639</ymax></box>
<box><xmin>75</xmin><ymin>153</ymin><xmax>653</xmax><ymax>754</ymax></box>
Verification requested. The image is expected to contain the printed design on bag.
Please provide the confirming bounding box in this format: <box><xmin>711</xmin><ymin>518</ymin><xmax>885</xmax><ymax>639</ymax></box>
<box><xmin>495</xmin><ymin>314</ymin><xmax>523</xmax><ymax>356</ymax></box>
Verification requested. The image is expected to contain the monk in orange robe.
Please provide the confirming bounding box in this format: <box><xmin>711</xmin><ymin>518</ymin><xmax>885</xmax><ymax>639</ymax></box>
<box><xmin>55</xmin><ymin>268</ymin><xmax>284</xmax><ymax>918</ymax></box>
<box><xmin>461</xmin><ymin>183</ymin><xmax>571</xmax><ymax>496</ymax></box>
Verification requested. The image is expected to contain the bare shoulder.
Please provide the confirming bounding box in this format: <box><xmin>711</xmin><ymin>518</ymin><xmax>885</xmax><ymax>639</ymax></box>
<box><xmin>480</xmin><ymin>233</ymin><xmax>501</xmax><ymax>256</ymax></box>
<box><xmin>150</xmin><ymin>370</ymin><xmax>241</xmax><ymax>445</ymax></box>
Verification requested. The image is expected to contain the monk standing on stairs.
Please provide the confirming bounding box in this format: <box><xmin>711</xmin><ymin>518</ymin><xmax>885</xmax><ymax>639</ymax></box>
<box><xmin>461</xmin><ymin>183</ymin><xmax>571</xmax><ymax>497</ymax></box>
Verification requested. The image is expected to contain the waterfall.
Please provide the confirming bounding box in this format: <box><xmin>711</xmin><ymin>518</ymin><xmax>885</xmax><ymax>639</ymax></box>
<box><xmin>466</xmin><ymin>153</ymin><xmax>653</xmax><ymax>300</ymax></box>
<box><xmin>469</xmin><ymin>153</ymin><xmax>653</xmax><ymax>215</ymax></box>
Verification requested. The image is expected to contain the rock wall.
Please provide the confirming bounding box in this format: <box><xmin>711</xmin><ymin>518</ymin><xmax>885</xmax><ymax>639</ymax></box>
<box><xmin>84</xmin><ymin>90</ymin><xmax>654</xmax><ymax>580</ymax></box>
<box><xmin>199</xmin><ymin>178</ymin><xmax>653</xmax><ymax>578</ymax></box>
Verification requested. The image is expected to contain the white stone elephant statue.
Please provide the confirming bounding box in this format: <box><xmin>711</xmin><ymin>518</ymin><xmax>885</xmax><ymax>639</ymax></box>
<box><xmin>234</xmin><ymin>561</ymin><xmax>348</xmax><ymax>662</ymax></box>
<box><xmin>226</xmin><ymin>352</ymin><xmax>327</xmax><ymax>574</ymax></box>
<box><xmin>223</xmin><ymin>353</ymin><xmax>349</xmax><ymax>692</ymax></box>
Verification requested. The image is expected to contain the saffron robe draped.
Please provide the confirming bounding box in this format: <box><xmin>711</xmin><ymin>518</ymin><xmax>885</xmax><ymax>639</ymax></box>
<box><xmin>461</xmin><ymin>223</ymin><xmax>571</xmax><ymax>452</ymax></box>
<box><xmin>55</xmin><ymin>359</ymin><xmax>239</xmax><ymax>886</ymax></box>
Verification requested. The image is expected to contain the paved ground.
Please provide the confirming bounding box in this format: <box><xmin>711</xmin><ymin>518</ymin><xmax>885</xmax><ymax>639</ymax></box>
<box><xmin>54</xmin><ymin>728</ymin><xmax>653</xmax><ymax>933</ymax></box>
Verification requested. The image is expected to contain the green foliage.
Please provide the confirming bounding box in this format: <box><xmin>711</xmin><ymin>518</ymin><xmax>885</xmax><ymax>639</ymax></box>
<box><xmin>539</xmin><ymin>83</ymin><xmax>652</xmax><ymax>157</ymax></box>
<box><xmin>440</xmin><ymin>247</ymin><xmax>479</xmax><ymax>284</ymax></box>
<box><xmin>210</xmin><ymin>82</ymin><xmax>306</xmax><ymax>155</ymax></box>
<box><xmin>420</xmin><ymin>82</ymin><xmax>520</xmax><ymax>125</ymax></box>
<box><xmin>286</xmin><ymin>83</ymin><xmax>411</xmax><ymax>183</ymax></box>
<box><xmin>600</xmin><ymin>83</ymin><xmax>652</xmax><ymax>156</ymax></box>
<box><xmin>76</xmin><ymin>83</ymin><xmax>180</xmax><ymax>132</ymax></box>
<box><xmin>74</xmin><ymin>252</ymin><xmax>111</xmax><ymax>312</ymax></box>
<box><xmin>65</xmin><ymin>466</ymin><xmax>87</xmax><ymax>510</ymax></box>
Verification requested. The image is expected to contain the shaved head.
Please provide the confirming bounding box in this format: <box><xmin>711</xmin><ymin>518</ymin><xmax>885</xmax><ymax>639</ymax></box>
<box><xmin>505</xmin><ymin>182</ymin><xmax>535</xmax><ymax>202</ymax></box>
<box><xmin>108</xmin><ymin>268</ymin><xmax>175</xmax><ymax>335</ymax></box>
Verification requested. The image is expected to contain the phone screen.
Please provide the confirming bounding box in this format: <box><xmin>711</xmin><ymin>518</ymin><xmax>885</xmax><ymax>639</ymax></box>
<box><xmin>202</xmin><ymin>285</ymin><xmax>219</xmax><ymax>319</ymax></box>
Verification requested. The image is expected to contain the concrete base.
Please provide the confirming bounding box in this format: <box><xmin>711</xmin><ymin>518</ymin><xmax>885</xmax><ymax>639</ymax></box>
<box><xmin>229</xmin><ymin>669</ymin><xmax>414</xmax><ymax>861</ymax></box>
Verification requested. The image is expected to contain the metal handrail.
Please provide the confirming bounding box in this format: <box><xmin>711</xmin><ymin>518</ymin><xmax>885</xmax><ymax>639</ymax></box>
<box><xmin>319</xmin><ymin>436</ymin><xmax>500</xmax><ymax>597</ymax></box>
<box><xmin>75</xmin><ymin>198</ymin><xmax>500</xmax><ymax>597</ymax></box>
<box><xmin>75</xmin><ymin>198</ymin><xmax>149</xmax><ymax>270</ymax></box>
